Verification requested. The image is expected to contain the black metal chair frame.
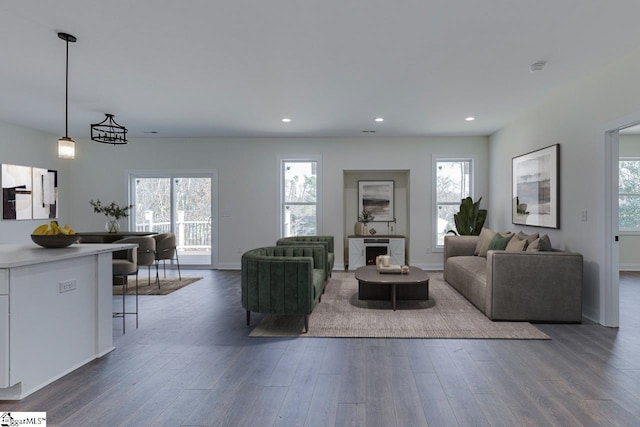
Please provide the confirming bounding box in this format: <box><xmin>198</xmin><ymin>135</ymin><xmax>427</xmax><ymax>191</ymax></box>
<box><xmin>112</xmin><ymin>270</ymin><xmax>138</xmax><ymax>334</ymax></box>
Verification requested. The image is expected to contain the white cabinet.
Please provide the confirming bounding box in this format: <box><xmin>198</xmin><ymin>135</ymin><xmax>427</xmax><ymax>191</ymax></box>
<box><xmin>348</xmin><ymin>237</ymin><xmax>405</xmax><ymax>270</ymax></box>
<box><xmin>0</xmin><ymin>243</ymin><xmax>133</xmax><ymax>400</ymax></box>
<box><xmin>348</xmin><ymin>238</ymin><xmax>365</xmax><ymax>270</ymax></box>
<box><xmin>388</xmin><ymin>238</ymin><xmax>405</xmax><ymax>266</ymax></box>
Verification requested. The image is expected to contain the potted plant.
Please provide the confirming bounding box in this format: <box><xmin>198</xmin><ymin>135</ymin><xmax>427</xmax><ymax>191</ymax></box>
<box><xmin>357</xmin><ymin>209</ymin><xmax>375</xmax><ymax>236</ymax></box>
<box><xmin>89</xmin><ymin>199</ymin><xmax>134</xmax><ymax>233</ymax></box>
<box><xmin>453</xmin><ymin>196</ymin><xmax>487</xmax><ymax>236</ymax></box>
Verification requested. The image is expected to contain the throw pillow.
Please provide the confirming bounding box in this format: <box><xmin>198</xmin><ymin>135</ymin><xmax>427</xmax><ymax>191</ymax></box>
<box><xmin>539</xmin><ymin>234</ymin><xmax>552</xmax><ymax>251</ymax></box>
<box><xmin>527</xmin><ymin>238</ymin><xmax>541</xmax><ymax>251</ymax></box>
<box><xmin>517</xmin><ymin>231</ymin><xmax>539</xmax><ymax>244</ymax></box>
<box><xmin>506</xmin><ymin>234</ymin><xmax>528</xmax><ymax>251</ymax></box>
<box><xmin>487</xmin><ymin>233</ymin><xmax>512</xmax><ymax>251</ymax></box>
<box><xmin>474</xmin><ymin>228</ymin><xmax>496</xmax><ymax>256</ymax></box>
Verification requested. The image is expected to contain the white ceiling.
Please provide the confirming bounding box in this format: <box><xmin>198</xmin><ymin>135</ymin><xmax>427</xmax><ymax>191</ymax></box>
<box><xmin>2</xmin><ymin>1</ymin><xmax>640</xmax><ymax>139</ymax></box>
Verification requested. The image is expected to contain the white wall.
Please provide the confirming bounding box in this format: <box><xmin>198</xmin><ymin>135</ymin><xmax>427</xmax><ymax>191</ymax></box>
<box><xmin>0</xmin><ymin>121</ymin><xmax>71</xmax><ymax>243</ymax></box>
<box><xmin>67</xmin><ymin>135</ymin><xmax>489</xmax><ymax>270</ymax></box>
<box><xmin>619</xmin><ymin>134</ymin><xmax>640</xmax><ymax>270</ymax></box>
<box><xmin>489</xmin><ymin>47</ymin><xmax>640</xmax><ymax>323</ymax></box>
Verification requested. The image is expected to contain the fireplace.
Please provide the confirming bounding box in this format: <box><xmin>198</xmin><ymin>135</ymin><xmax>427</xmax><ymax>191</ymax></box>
<box><xmin>364</xmin><ymin>238</ymin><xmax>389</xmax><ymax>265</ymax></box>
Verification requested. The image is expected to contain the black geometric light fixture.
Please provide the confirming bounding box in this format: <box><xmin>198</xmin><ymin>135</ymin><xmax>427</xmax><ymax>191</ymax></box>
<box><xmin>91</xmin><ymin>113</ymin><xmax>128</xmax><ymax>145</ymax></box>
<box><xmin>57</xmin><ymin>32</ymin><xmax>77</xmax><ymax>159</ymax></box>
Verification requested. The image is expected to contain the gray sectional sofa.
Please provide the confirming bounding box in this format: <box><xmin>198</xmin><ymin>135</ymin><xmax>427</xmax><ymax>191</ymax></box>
<box><xmin>443</xmin><ymin>234</ymin><xmax>583</xmax><ymax>322</ymax></box>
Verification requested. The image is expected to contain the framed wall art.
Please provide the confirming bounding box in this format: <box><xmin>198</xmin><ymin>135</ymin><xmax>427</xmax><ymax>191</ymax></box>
<box><xmin>358</xmin><ymin>180</ymin><xmax>394</xmax><ymax>222</ymax></box>
<box><xmin>2</xmin><ymin>163</ymin><xmax>58</xmax><ymax>220</ymax></box>
<box><xmin>512</xmin><ymin>144</ymin><xmax>559</xmax><ymax>228</ymax></box>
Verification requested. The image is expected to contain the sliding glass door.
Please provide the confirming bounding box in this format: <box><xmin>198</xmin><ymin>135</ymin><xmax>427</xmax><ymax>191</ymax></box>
<box><xmin>130</xmin><ymin>171</ymin><xmax>216</xmax><ymax>267</ymax></box>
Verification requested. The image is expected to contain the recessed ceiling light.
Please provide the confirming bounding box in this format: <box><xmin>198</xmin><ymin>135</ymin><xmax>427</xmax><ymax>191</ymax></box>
<box><xmin>375</xmin><ymin>117</ymin><xmax>384</xmax><ymax>122</ymax></box>
<box><xmin>281</xmin><ymin>118</ymin><xmax>292</xmax><ymax>123</ymax></box>
<box><xmin>465</xmin><ymin>117</ymin><xmax>475</xmax><ymax>121</ymax></box>
<box><xmin>530</xmin><ymin>61</ymin><xmax>546</xmax><ymax>73</ymax></box>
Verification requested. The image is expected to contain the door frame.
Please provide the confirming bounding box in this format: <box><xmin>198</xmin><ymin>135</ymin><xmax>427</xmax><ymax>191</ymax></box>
<box><xmin>127</xmin><ymin>169</ymin><xmax>219</xmax><ymax>269</ymax></box>
<box><xmin>603</xmin><ymin>111</ymin><xmax>640</xmax><ymax>327</ymax></box>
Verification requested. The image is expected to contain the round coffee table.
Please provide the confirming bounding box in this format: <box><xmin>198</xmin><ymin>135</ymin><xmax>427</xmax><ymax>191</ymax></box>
<box><xmin>354</xmin><ymin>265</ymin><xmax>429</xmax><ymax>310</ymax></box>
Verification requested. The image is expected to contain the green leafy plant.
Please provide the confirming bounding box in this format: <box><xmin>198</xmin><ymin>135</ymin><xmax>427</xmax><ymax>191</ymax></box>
<box><xmin>358</xmin><ymin>209</ymin><xmax>375</xmax><ymax>225</ymax></box>
<box><xmin>453</xmin><ymin>196</ymin><xmax>487</xmax><ymax>236</ymax></box>
<box><xmin>89</xmin><ymin>199</ymin><xmax>133</xmax><ymax>220</ymax></box>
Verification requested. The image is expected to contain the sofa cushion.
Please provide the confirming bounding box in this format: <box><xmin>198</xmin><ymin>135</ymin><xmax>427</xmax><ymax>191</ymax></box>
<box><xmin>444</xmin><ymin>256</ymin><xmax>488</xmax><ymax>312</ymax></box>
<box><xmin>474</xmin><ymin>228</ymin><xmax>496</xmax><ymax>256</ymax></box>
<box><xmin>488</xmin><ymin>233</ymin><xmax>512</xmax><ymax>251</ymax></box>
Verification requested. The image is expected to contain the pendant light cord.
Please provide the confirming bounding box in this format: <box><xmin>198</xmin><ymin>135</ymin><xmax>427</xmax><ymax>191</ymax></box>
<box><xmin>65</xmin><ymin>37</ymin><xmax>69</xmax><ymax>138</ymax></box>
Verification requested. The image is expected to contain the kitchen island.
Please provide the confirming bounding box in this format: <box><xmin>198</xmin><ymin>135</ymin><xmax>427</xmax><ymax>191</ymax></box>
<box><xmin>0</xmin><ymin>243</ymin><xmax>135</xmax><ymax>400</ymax></box>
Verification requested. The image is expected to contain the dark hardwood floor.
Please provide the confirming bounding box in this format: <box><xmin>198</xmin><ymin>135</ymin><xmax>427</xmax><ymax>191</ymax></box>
<box><xmin>2</xmin><ymin>270</ymin><xmax>640</xmax><ymax>426</ymax></box>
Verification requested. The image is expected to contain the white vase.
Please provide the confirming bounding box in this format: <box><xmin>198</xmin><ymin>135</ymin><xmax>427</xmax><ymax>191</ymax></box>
<box><xmin>106</xmin><ymin>219</ymin><xmax>120</xmax><ymax>233</ymax></box>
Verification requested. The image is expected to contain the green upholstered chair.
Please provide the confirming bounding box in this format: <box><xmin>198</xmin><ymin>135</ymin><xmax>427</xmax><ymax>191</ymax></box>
<box><xmin>241</xmin><ymin>245</ymin><xmax>327</xmax><ymax>333</ymax></box>
<box><xmin>276</xmin><ymin>235</ymin><xmax>334</xmax><ymax>279</ymax></box>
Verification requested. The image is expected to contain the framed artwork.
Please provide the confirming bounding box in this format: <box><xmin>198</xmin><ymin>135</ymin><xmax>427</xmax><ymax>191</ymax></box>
<box><xmin>2</xmin><ymin>164</ymin><xmax>58</xmax><ymax>220</ymax></box>
<box><xmin>32</xmin><ymin>167</ymin><xmax>58</xmax><ymax>219</ymax></box>
<box><xmin>358</xmin><ymin>180</ymin><xmax>394</xmax><ymax>222</ymax></box>
<box><xmin>512</xmin><ymin>144</ymin><xmax>559</xmax><ymax>228</ymax></box>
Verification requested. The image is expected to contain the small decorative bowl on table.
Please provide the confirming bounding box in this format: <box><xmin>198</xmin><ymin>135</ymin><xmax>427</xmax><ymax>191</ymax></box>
<box><xmin>31</xmin><ymin>234</ymin><xmax>79</xmax><ymax>248</ymax></box>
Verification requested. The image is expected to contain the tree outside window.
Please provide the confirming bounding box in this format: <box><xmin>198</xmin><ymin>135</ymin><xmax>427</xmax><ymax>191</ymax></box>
<box><xmin>282</xmin><ymin>160</ymin><xmax>318</xmax><ymax>237</ymax></box>
<box><xmin>619</xmin><ymin>158</ymin><xmax>640</xmax><ymax>230</ymax></box>
<box><xmin>435</xmin><ymin>159</ymin><xmax>472</xmax><ymax>247</ymax></box>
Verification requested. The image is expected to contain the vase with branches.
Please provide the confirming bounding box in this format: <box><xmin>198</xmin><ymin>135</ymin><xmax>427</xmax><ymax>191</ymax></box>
<box><xmin>90</xmin><ymin>199</ymin><xmax>134</xmax><ymax>232</ymax></box>
<box><xmin>357</xmin><ymin>209</ymin><xmax>375</xmax><ymax>235</ymax></box>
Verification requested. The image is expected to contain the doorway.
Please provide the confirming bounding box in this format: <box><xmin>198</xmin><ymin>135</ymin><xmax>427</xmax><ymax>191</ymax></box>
<box><xmin>605</xmin><ymin>121</ymin><xmax>640</xmax><ymax>327</ymax></box>
<box><xmin>129</xmin><ymin>170</ymin><xmax>218</xmax><ymax>268</ymax></box>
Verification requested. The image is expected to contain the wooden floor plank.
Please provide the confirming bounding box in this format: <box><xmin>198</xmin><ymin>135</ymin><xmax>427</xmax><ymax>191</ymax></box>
<box><xmin>335</xmin><ymin>403</ymin><xmax>366</xmax><ymax>427</ymax></box>
<box><xmin>425</xmin><ymin>346</ymin><xmax>490</xmax><ymax>426</ymax></box>
<box><xmin>388</xmin><ymin>355</ymin><xmax>428</xmax><ymax>427</ymax></box>
<box><xmin>414</xmin><ymin>372</ymin><xmax>459</xmax><ymax>427</ymax></box>
<box><xmin>304</xmin><ymin>373</ymin><xmax>341</xmax><ymax>427</ymax></box>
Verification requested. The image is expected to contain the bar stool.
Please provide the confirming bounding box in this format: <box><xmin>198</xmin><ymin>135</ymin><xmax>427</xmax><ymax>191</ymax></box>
<box><xmin>112</xmin><ymin>241</ymin><xmax>138</xmax><ymax>334</ymax></box>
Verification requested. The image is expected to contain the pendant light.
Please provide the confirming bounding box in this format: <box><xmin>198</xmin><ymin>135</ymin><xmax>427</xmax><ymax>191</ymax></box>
<box><xmin>57</xmin><ymin>32</ymin><xmax>77</xmax><ymax>159</ymax></box>
<box><xmin>91</xmin><ymin>113</ymin><xmax>128</xmax><ymax>145</ymax></box>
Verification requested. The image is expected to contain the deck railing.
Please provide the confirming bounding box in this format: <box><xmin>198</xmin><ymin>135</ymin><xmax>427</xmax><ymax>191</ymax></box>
<box><xmin>136</xmin><ymin>220</ymin><xmax>211</xmax><ymax>251</ymax></box>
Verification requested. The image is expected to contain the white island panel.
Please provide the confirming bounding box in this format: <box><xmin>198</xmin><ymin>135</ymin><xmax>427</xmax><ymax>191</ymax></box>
<box><xmin>0</xmin><ymin>243</ymin><xmax>134</xmax><ymax>400</ymax></box>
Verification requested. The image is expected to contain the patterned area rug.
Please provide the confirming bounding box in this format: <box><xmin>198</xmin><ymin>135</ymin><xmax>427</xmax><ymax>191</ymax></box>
<box><xmin>250</xmin><ymin>272</ymin><xmax>549</xmax><ymax>339</ymax></box>
<box><xmin>113</xmin><ymin>277</ymin><xmax>202</xmax><ymax>295</ymax></box>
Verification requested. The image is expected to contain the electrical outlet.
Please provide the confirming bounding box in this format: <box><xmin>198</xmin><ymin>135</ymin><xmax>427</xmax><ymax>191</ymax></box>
<box><xmin>580</xmin><ymin>210</ymin><xmax>588</xmax><ymax>222</ymax></box>
<box><xmin>59</xmin><ymin>279</ymin><xmax>76</xmax><ymax>293</ymax></box>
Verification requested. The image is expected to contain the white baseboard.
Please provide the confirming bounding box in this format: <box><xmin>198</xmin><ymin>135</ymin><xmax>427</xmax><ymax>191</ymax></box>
<box><xmin>619</xmin><ymin>264</ymin><xmax>640</xmax><ymax>271</ymax></box>
<box><xmin>217</xmin><ymin>262</ymin><xmax>240</xmax><ymax>270</ymax></box>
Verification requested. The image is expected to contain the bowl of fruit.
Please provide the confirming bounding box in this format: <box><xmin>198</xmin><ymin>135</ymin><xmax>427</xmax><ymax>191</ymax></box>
<box><xmin>31</xmin><ymin>221</ymin><xmax>78</xmax><ymax>248</ymax></box>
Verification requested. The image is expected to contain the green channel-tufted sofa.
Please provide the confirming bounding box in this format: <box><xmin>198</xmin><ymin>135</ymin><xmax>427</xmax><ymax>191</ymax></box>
<box><xmin>276</xmin><ymin>235</ymin><xmax>334</xmax><ymax>279</ymax></box>
<box><xmin>241</xmin><ymin>245</ymin><xmax>327</xmax><ymax>332</ymax></box>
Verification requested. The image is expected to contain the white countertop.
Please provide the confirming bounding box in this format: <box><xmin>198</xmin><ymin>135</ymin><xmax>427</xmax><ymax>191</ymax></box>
<box><xmin>0</xmin><ymin>243</ymin><xmax>137</xmax><ymax>269</ymax></box>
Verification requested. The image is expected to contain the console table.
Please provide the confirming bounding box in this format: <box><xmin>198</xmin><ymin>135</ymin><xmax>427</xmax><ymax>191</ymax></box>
<box><xmin>348</xmin><ymin>235</ymin><xmax>405</xmax><ymax>270</ymax></box>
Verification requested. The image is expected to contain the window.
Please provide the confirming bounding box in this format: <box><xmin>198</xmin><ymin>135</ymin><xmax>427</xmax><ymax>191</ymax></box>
<box><xmin>434</xmin><ymin>158</ymin><xmax>473</xmax><ymax>248</ymax></box>
<box><xmin>281</xmin><ymin>159</ymin><xmax>320</xmax><ymax>237</ymax></box>
<box><xmin>619</xmin><ymin>158</ymin><xmax>640</xmax><ymax>231</ymax></box>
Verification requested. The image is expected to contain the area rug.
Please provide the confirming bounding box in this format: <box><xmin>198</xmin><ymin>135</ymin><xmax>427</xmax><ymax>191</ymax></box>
<box><xmin>249</xmin><ymin>272</ymin><xmax>549</xmax><ymax>339</ymax></box>
<box><xmin>113</xmin><ymin>277</ymin><xmax>202</xmax><ymax>296</ymax></box>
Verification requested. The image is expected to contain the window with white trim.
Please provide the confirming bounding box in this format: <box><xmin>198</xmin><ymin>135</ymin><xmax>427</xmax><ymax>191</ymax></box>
<box><xmin>619</xmin><ymin>158</ymin><xmax>640</xmax><ymax>231</ymax></box>
<box><xmin>281</xmin><ymin>159</ymin><xmax>320</xmax><ymax>237</ymax></box>
<box><xmin>434</xmin><ymin>158</ymin><xmax>473</xmax><ymax>248</ymax></box>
